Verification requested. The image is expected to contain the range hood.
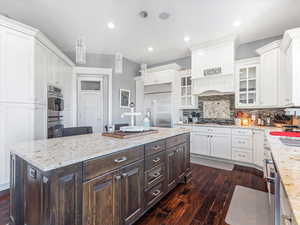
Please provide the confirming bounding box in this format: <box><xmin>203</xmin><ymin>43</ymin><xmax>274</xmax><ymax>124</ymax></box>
<box><xmin>190</xmin><ymin>34</ymin><xmax>235</xmax><ymax>96</ymax></box>
<box><xmin>192</xmin><ymin>73</ymin><xmax>234</xmax><ymax>96</ymax></box>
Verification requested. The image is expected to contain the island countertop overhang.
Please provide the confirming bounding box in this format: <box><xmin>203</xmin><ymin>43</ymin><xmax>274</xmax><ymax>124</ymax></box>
<box><xmin>10</xmin><ymin>127</ymin><xmax>190</xmax><ymax>172</ymax></box>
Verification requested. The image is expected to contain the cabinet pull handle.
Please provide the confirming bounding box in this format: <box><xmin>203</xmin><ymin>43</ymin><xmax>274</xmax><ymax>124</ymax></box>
<box><xmin>29</xmin><ymin>168</ymin><xmax>37</xmax><ymax>179</ymax></box>
<box><xmin>152</xmin><ymin>172</ymin><xmax>161</xmax><ymax>178</ymax></box>
<box><xmin>152</xmin><ymin>189</ymin><xmax>161</xmax><ymax>197</ymax></box>
<box><xmin>114</xmin><ymin>156</ymin><xmax>127</xmax><ymax>163</ymax></box>
<box><xmin>153</xmin><ymin>157</ymin><xmax>160</xmax><ymax>163</ymax></box>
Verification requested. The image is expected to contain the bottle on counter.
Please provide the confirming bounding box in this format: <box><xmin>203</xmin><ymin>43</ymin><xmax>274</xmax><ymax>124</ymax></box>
<box><xmin>143</xmin><ymin>112</ymin><xmax>151</xmax><ymax>130</ymax></box>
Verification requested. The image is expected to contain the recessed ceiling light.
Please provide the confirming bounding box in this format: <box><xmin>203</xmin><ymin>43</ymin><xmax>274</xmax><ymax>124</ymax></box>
<box><xmin>198</xmin><ymin>51</ymin><xmax>205</xmax><ymax>56</ymax></box>
<box><xmin>184</xmin><ymin>35</ymin><xmax>190</xmax><ymax>42</ymax></box>
<box><xmin>107</xmin><ymin>22</ymin><xmax>115</xmax><ymax>29</ymax></box>
<box><xmin>148</xmin><ymin>47</ymin><xmax>154</xmax><ymax>52</ymax></box>
<box><xmin>233</xmin><ymin>20</ymin><xmax>241</xmax><ymax>27</ymax></box>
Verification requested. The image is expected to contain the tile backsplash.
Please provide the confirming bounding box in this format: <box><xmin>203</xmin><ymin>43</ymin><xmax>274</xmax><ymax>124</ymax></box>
<box><xmin>181</xmin><ymin>94</ymin><xmax>290</xmax><ymax>125</ymax></box>
<box><xmin>198</xmin><ymin>94</ymin><xmax>235</xmax><ymax>119</ymax></box>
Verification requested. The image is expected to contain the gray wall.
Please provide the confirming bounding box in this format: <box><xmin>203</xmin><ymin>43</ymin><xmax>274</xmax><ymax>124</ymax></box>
<box><xmin>67</xmin><ymin>52</ymin><xmax>140</xmax><ymax>126</ymax></box>
<box><xmin>236</xmin><ymin>35</ymin><xmax>282</xmax><ymax>60</ymax></box>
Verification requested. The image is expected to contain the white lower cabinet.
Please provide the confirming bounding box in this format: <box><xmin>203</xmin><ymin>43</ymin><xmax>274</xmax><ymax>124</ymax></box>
<box><xmin>191</xmin><ymin>131</ymin><xmax>231</xmax><ymax>160</ymax></box>
<box><xmin>187</xmin><ymin>125</ymin><xmax>265</xmax><ymax>168</ymax></box>
<box><xmin>232</xmin><ymin>149</ymin><xmax>253</xmax><ymax>163</ymax></box>
<box><xmin>191</xmin><ymin>133</ymin><xmax>210</xmax><ymax>155</ymax></box>
<box><xmin>210</xmin><ymin>134</ymin><xmax>231</xmax><ymax>160</ymax></box>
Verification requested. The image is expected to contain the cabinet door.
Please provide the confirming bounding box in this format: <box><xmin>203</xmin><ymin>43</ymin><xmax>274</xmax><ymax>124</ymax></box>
<box><xmin>184</xmin><ymin>136</ymin><xmax>191</xmax><ymax>172</ymax></box>
<box><xmin>50</xmin><ymin>164</ymin><xmax>83</xmax><ymax>225</ymax></box>
<box><xmin>166</xmin><ymin>148</ymin><xmax>177</xmax><ymax>190</ymax></box>
<box><xmin>121</xmin><ymin>160</ymin><xmax>144</xmax><ymax>225</ymax></box>
<box><xmin>253</xmin><ymin>131</ymin><xmax>264</xmax><ymax>167</ymax></box>
<box><xmin>191</xmin><ymin>133</ymin><xmax>210</xmax><ymax>155</ymax></box>
<box><xmin>260</xmin><ymin>48</ymin><xmax>280</xmax><ymax>107</ymax></box>
<box><xmin>176</xmin><ymin>144</ymin><xmax>186</xmax><ymax>181</ymax></box>
<box><xmin>83</xmin><ymin>170</ymin><xmax>121</xmax><ymax>225</ymax></box>
<box><xmin>210</xmin><ymin>134</ymin><xmax>231</xmax><ymax>160</ymax></box>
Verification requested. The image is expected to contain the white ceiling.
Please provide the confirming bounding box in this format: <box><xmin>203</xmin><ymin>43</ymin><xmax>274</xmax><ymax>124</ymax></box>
<box><xmin>1</xmin><ymin>0</ymin><xmax>300</xmax><ymax>65</ymax></box>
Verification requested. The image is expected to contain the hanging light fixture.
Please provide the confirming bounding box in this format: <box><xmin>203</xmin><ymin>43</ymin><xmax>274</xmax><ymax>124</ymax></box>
<box><xmin>75</xmin><ymin>38</ymin><xmax>86</xmax><ymax>65</ymax></box>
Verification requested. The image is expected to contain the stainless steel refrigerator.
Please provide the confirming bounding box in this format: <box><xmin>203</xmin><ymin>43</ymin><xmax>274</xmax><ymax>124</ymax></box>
<box><xmin>144</xmin><ymin>83</ymin><xmax>172</xmax><ymax>128</ymax></box>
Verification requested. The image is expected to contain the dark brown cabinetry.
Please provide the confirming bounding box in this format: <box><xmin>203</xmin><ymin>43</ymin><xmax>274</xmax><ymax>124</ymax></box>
<box><xmin>10</xmin><ymin>133</ymin><xmax>190</xmax><ymax>225</ymax></box>
<box><xmin>83</xmin><ymin>170</ymin><xmax>121</xmax><ymax>225</ymax></box>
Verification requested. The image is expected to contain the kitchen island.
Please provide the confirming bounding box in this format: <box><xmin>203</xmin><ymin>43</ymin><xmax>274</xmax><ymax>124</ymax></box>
<box><xmin>9</xmin><ymin>127</ymin><xmax>191</xmax><ymax>225</ymax></box>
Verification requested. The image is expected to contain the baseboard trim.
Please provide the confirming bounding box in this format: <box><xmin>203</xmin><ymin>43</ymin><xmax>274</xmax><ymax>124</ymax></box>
<box><xmin>191</xmin><ymin>153</ymin><xmax>263</xmax><ymax>171</ymax></box>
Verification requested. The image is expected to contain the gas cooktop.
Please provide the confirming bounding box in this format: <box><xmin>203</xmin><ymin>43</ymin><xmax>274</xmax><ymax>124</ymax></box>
<box><xmin>195</xmin><ymin>119</ymin><xmax>235</xmax><ymax>126</ymax></box>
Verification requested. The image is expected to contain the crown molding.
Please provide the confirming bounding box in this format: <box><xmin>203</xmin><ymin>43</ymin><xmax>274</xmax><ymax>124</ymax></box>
<box><xmin>0</xmin><ymin>15</ymin><xmax>74</xmax><ymax>66</ymax></box>
<box><xmin>189</xmin><ymin>34</ymin><xmax>236</xmax><ymax>51</ymax></box>
<box><xmin>256</xmin><ymin>40</ymin><xmax>281</xmax><ymax>55</ymax></box>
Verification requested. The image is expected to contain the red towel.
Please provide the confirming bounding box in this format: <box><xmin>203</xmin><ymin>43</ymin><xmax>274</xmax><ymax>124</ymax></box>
<box><xmin>270</xmin><ymin>131</ymin><xmax>300</xmax><ymax>137</ymax></box>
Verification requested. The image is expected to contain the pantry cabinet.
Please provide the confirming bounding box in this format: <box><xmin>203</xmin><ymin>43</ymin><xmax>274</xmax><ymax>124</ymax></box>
<box><xmin>0</xmin><ymin>16</ymin><xmax>74</xmax><ymax>191</ymax></box>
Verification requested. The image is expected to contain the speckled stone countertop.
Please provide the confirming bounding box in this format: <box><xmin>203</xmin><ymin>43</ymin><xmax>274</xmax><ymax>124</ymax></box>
<box><xmin>10</xmin><ymin>127</ymin><xmax>190</xmax><ymax>172</ymax></box>
<box><xmin>174</xmin><ymin>122</ymin><xmax>278</xmax><ymax>130</ymax></box>
<box><xmin>266</xmin><ymin>132</ymin><xmax>300</xmax><ymax>225</ymax></box>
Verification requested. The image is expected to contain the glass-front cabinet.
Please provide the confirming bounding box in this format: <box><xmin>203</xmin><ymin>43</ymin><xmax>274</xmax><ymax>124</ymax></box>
<box><xmin>236</xmin><ymin>60</ymin><xmax>259</xmax><ymax>108</ymax></box>
<box><xmin>179</xmin><ymin>70</ymin><xmax>197</xmax><ymax>108</ymax></box>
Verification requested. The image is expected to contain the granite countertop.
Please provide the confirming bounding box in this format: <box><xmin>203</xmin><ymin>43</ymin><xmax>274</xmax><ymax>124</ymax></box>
<box><xmin>266</xmin><ymin>132</ymin><xmax>300</xmax><ymax>225</ymax></box>
<box><xmin>174</xmin><ymin>122</ymin><xmax>279</xmax><ymax>130</ymax></box>
<box><xmin>10</xmin><ymin>127</ymin><xmax>190</xmax><ymax>172</ymax></box>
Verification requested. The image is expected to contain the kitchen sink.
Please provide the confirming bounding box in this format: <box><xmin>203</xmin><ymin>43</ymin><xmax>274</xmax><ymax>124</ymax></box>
<box><xmin>280</xmin><ymin>138</ymin><xmax>300</xmax><ymax>147</ymax></box>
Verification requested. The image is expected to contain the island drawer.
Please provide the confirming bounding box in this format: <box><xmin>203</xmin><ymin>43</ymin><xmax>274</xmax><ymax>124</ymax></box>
<box><xmin>145</xmin><ymin>181</ymin><xmax>164</xmax><ymax>209</ymax></box>
<box><xmin>145</xmin><ymin>140</ymin><xmax>166</xmax><ymax>156</ymax></box>
<box><xmin>145</xmin><ymin>151</ymin><xmax>166</xmax><ymax>170</ymax></box>
<box><xmin>145</xmin><ymin>164</ymin><xmax>165</xmax><ymax>189</ymax></box>
<box><xmin>83</xmin><ymin>145</ymin><xmax>144</xmax><ymax>180</ymax></box>
<box><xmin>166</xmin><ymin>134</ymin><xmax>186</xmax><ymax>149</ymax></box>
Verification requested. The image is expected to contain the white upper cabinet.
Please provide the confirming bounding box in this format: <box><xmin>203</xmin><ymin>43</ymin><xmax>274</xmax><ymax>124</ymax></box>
<box><xmin>280</xmin><ymin>27</ymin><xmax>300</xmax><ymax>107</ymax></box>
<box><xmin>143</xmin><ymin>63</ymin><xmax>180</xmax><ymax>85</ymax></box>
<box><xmin>178</xmin><ymin>70</ymin><xmax>198</xmax><ymax>109</ymax></box>
<box><xmin>235</xmin><ymin>58</ymin><xmax>260</xmax><ymax>108</ymax></box>
<box><xmin>191</xmin><ymin>35</ymin><xmax>235</xmax><ymax>79</ymax></box>
<box><xmin>256</xmin><ymin>40</ymin><xmax>281</xmax><ymax>108</ymax></box>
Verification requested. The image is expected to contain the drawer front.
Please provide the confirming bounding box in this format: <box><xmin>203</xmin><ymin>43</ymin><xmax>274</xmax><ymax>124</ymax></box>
<box><xmin>193</xmin><ymin>126</ymin><xmax>231</xmax><ymax>135</ymax></box>
<box><xmin>232</xmin><ymin>149</ymin><xmax>253</xmax><ymax>163</ymax></box>
<box><xmin>145</xmin><ymin>151</ymin><xmax>166</xmax><ymax>171</ymax></box>
<box><xmin>145</xmin><ymin>181</ymin><xmax>164</xmax><ymax>209</ymax></box>
<box><xmin>232</xmin><ymin>136</ymin><xmax>253</xmax><ymax>150</ymax></box>
<box><xmin>145</xmin><ymin>164</ymin><xmax>165</xmax><ymax>189</ymax></box>
<box><xmin>232</xmin><ymin>128</ymin><xmax>253</xmax><ymax>136</ymax></box>
<box><xmin>145</xmin><ymin>140</ymin><xmax>166</xmax><ymax>156</ymax></box>
<box><xmin>166</xmin><ymin>134</ymin><xmax>186</xmax><ymax>149</ymax></box>
<box><xmin>83</xmin><ymin>146</ymin><xmax>144</xmax><ymax>180</ymax></box>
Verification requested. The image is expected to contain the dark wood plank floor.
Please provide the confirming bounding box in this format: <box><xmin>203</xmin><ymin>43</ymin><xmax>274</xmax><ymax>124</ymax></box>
<box><xmin>0</xmin><ymin>163</ymin><xmax>267</xmax><ymax>225</ymax></box>
<box><xmin>135</xmin><ymin>163</ymin><xmax>267</xmax><ymax>225</ymax></box>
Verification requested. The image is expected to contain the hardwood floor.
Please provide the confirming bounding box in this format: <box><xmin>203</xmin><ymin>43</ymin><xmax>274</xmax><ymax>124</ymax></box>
<box><xmin>0</xmin><ymin>163</ymin><xmax>267</xmax><ymax>225</ymax></box>
<box><xmin>135</xmin><ymin>163</ymin><xmax>267</xmax><ymax>225</ymax></box>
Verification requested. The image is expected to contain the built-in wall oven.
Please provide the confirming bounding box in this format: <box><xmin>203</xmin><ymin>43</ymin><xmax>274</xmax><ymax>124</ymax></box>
<box><xmin>47</xmin><ymin>85</ymin><xmax>64</xmax><ymax>138</ymax></box>
<box><xmin>264</xmin><ymin>139</ymin><xmax>281</xmax><ymax>225</ymax></box>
